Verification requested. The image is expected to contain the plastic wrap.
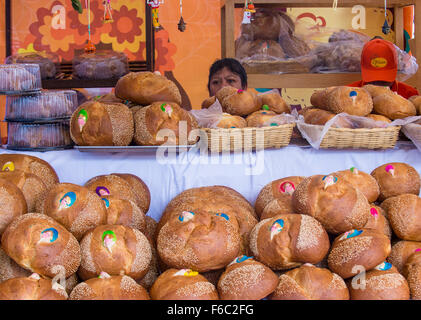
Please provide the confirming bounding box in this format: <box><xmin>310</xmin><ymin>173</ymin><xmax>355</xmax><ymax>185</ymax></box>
<box><xmin>0</xmin><ymin>64</ymin><xmax>42</xmax><ymax>93</ymax></box>
<box><xmin>5</xmin><ymin>90</ymin><xmax>78</xmax><ymax>121</ymax></box>
<box><xmin>7</xmin><ymin>121</ymin><xmax>73</xmax><ymax>150</ymax></box>
<box><xmin>5</xmin><ymin>52</ymin><xmax>59</xmax><ymax>79</ymax></box>
<box><xmin>190</xmin><ymin>99</ymin><xmax>224</xmax><ymax>128</ymax></box>
<box><xmin>261</xmin><ymin>113</ymin><xmax>296</xmax><ymax>127</ymax></box>
<box><xmin>73</xmin><ymin>50</ymin><xmax>129</xmax><ymax>80</ymax></box>
<box><xmin>402</xmin><ymin>122</ymin><xmax>421</xmax><ymax>152</ymax></box>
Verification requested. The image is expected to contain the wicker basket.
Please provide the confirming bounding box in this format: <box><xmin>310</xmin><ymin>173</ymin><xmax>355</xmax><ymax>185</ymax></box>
<box><xmin>201</xmin><ymin>123</ymin><xmax>295</xmax><ymax>152</ymax></box>
<box><xmin>319</xmin><ymin>126</ymin><xmax>401</xmax><ymax>149</ymax></box>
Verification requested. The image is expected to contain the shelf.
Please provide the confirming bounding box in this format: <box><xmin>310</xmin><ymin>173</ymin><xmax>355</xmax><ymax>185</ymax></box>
<box><xmin>222</xmin><ymin>0</ymin><xmax>417</xmax><ymax>8</ymax></box>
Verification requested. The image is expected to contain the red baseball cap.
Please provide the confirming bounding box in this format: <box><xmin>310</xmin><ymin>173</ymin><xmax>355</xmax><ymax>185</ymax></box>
<box><xmin>361</xmin><ymin>39</ymin><xmax>398</xmax><ymax>83</ymax></box>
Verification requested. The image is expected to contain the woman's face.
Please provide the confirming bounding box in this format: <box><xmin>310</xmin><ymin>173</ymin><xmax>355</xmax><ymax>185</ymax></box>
<box><xmin>209</xmin><ymin>67</ymin><xmax>244</xmax><ymax>96</ymax></box>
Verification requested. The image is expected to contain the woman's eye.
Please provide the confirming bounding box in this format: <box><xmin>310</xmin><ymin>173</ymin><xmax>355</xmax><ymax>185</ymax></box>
<box><xmin>228</xmin><ymin>79</ymin><xmax>236</xmax><ymax>83</ymax></box>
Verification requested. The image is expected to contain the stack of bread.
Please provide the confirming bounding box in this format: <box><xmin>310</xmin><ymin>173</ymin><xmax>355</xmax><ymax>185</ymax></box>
<box><xmin>70</xmin><ymin>71</ymin><xmax>198</xmax><ymax>146</ymax></box>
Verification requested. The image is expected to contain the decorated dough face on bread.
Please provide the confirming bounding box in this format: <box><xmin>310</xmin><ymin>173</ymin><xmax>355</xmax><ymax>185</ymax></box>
<box><xmin>115</xmin><ymin>71</ymin><xmax>182</xmax><ymax>106</ymax></box>
<box><xmin>269</xmin><ymin>264</ymin><xmax>349</xmax><ymax>300</ymax></box>
<box><xmin>216</xmin><ymin>86</ymin><xmax>260</xmax><ymax>116</ymax></box>
<box><xmin>291</xmin><ymin>174</ymin><xmax>371</xmax><ymax>234</ymax></box>
<box><xmin>381</xmin><ymin>194</ymin><xmax>421</xmax><ymax>241</ymax></box>
<box><xmin>326</xmin><ymin>86</ymin><xmax>373</xmax><ymax>116</ymax></box>
<box><xmin>0</xmin><ymin>178</ymin><xmax>27</xmax><ymax>234</ymax></box>
<box><xmin>133</xmin><ymin>101</ymin><xmax>198</xmax><ymax>146</ymax></box>
<box><xmin>327</xmin><ymin>228</ymin><xmax>391</xmax><ymax>279</ymax></box>
<box><xmin>371</xmin><ymin>162</ymin><xmax>421</xmax><ymax>202</ymax></box>
<box><xmin>254</xmin><ymin>176</ymin><xmax>305</xmax><ymax>219</ymax></box>
<box><xmin>372</xmin><ymin>92</ymin><xmax>417</xmax><ymax>119</ymax></box>
<box><xmin>150</xmin><ymin>268</ymin><xmax>219</xmax><ymax>300</ymax></box>
<box><xmin>335</xmin><ymin>167</ymin><xmax>380</xmax><ymax>203</ymax></box>
<box><xmin>249</xmin><ymin>214</ymin><xmax>330</xmax><ymax>270</ymax></box>
<box><xmin>78</xmin><ymin>224</ymin><xmax>152</xmax><ymax>281</ymax></box>
<box><xmin>347</xmin><ymin>263</ymin><xmax>410</xmax><ymax>300</ymax></box>
<box><xmin>216</xmin><ymin>113</ymin><xmax>247</xmax><ymax>129</ymax></box>
<box><xmin>1</xmin><ymin>213</ymin><xmax>81</xmax><ymax>278</ymax></box>
<box><xmin>42</xmin><ymin>183</ymin><xmax>107</xmax><ymax>241</ymax></box>
<box><xmin>70</xmin><ymin>273</ymin><xmax>150</xmax><ymax>300</ymax></box>
<box><xmin>157</xmin><ymin>210</ymin><xmax>241</xmax><ymax>272</ymax></box>
<box><xmin>217</xmin><ymin>256</ymin><xmax>279</xmax><ymax>300</ymax></box>
<box><xmin>70</xmin><ymin>101</ymin><xmax>134</xmax><ymax>146</ymax></box>
<box><xmin>0</xmin><ymin>274</ymin><xmax>68</xmax><ymax>300</ymax></box>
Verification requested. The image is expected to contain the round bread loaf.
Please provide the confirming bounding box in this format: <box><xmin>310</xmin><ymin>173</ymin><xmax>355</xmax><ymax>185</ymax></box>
<box><xmin>136</xmin><ymin>243</ymin><xmax>159</xmax><ymax>290</ymax></box>
<box><xmin>366</xmin><ymin>113</ymin><xmax>392</xmax><ymax>123</ymax></box>
<box><xmin>326</xmin><ymin>86</ymin><xmax>373</xmax><ymax>116</ymax></box>
<box><xmin>42</xmin><ymin>183</ymin><xmax>107</xmax><ymax>241</ymax></box>
<box><xmin>157</xmin><ymin>186</ymin><xmax>257</xmax><ymax>255</ymax></box>
<box><xmin>364</xmin><ymin>205</ymin><xmax>392</xmax><ymax>239</ymax></box>
<box><xmin>335</xmin><ymin>167</ymin><xmax>380</xmax><ymax>203</ymax></box>
<box><xmin>201</xmin><ymin>96</ymin><xmax>216</xmax><ymax>109</ymax></box>
<box><xmin>387</xmin><ymin>240</ymin><xmax>421</xmax><ymax>273</ymax></box>
<box><xmin>249</xmin><ymin>214</ymin><xmax>330</xmax><ymax>270</ymax></box>
<box><xmin>292</xmin><ymin>174</ymin><xmax>371</xmax><ymax>234</ymax></box>
<box><xmin>381</xmin><ymin>194</ymin><xmax>421</xmax><ymax>241</ymax></box>
<box><xmin>216</xmin><ymin>113</ymin><xmax>247</xmax><ymax>129</ymax></box>
<box><xmin>0</xmin><ymin>169</ymin><xmax>48</xmax><ymax>212</ymax></box>
<box><xmin>217</xmin><ymin>255</ymin><xmax>279</xmax><ymax>300</ymax></box>
<box><xmin>78</xmin><ymin>224</ymin><xmax>152</xmax><ymax>281</ymax></box>
<box><xmin>409</xmin><ymin>95</ymin><xmax>421</xmax><ymax>115</ymax></box>
<box><xmin>310</xmin><ymin>87</ymin><xmax>336</xmax><ymax>109</ymax></box>
<box><xmin>347</xmin><ymin>262</ymin><xmax>410</xmax><ymax>300</ymax></box>
<box><xmin>115</xmin><ymin>71</ymin><xmax>182</xmax><ymax>106</ymax></box>
<box><xmin>372</xmin><ymin>92</ymin><xmax>416</xmax><ymax>119</ymax></box>
<box><xmin>1</xmin><ymin>213</ymin><xmax>81</xmax><ymax>278</ymax></box>
<box><xmin>216</xmin><ymin>86</ymin><xmax>260</xmax><ymax>116</ymax></box>
<box><xmin>0</xmin><ymin>178</ymin><xmax>27</xmax><ymax>234</ymax></box>
<box><xmin>0</xmin><ymin>273</ymin><xmax>68</xmax><ymax>300</ymax></box>
<box><xmin>246</xmin><ymin>110</ymin><xmax>278</xmax><ymax>127</ymax></box>
<box><xmin>402</xmin><ymin>250</ymin><xmax>421</xmax><ymax>299</ymax></box>
<box><xmin>101</xmin><ymin>196</ymin><xmax>146</xmax><ymax>233</ymax></box>
<box><xmin>269</xmin><ymin>263</ymin><xmax>349</xmax><ymax>300</ymax></box>
<box><xmin>150</xmin><ymin>268</ymin><xmax>219</xmax><ymax>300</ymax></box>
<box><xmin>70</xmin><ymin>272</ymin><xmax>150</xmax><ymax>300</ymax></box>
<box><xmin>258</xmin><ymin>92</ymin><xmax>290</xmax><ymax>114</ymax></box>
<box><xmin>371</xmin><ymin>162</ymin><xmax>420</xmax><ymax>202</ymax></box>
<box><xmin>255</xmin><ymin>176</ymin><xmax>305</xmax><ymax>219</ymax></box>
<box><xmin>362</xmin><ymin>84</ymin><xmax>392</xmax><ymax>98</ymax></box>
<box><xmin>70</xmin><ymin>101</ymin><xmax>134</xmax><ymax>146</ymax></box>
<box><xmin>144</xmin><ymin>215</ymin><xmax>158</xmax><ymax>243</ymax></box>
<box><xmin>157</xmin><ymin>210</ymin><xmax>241</xmax><ymax>272</ymax></box>
<box><xmin>301</xmin><ymin>108</ymin><xmax>335</xmax><ymax>125</ymax></box>
<box><xmin>0</xmin><ymin>247</ymin><xmax>31</xmax><ymax>281</ymax></box>
<box><xmin>133</xmin><ymin>101</ymin><xmax>198</xmax><ymax>146</ymax></box>
<box><xmin>327</xmin><ymin>228</ymin><xmax>391</xmax><ymax>279</ymax></box>
<box><xmin>111</xmin><ymin>173</ymin><xmax>150</xmax><ymax>214</ymax></box>
<box><xmin>0</xmin><ymin>153</ymin><xmax>59</xmax><ymax>189</ymax></box>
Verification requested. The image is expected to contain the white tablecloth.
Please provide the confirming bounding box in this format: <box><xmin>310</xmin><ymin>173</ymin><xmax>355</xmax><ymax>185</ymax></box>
<box><xmin>1</xmin><ymin>143</ymin><xmax>420</xmax><ymax>222</ymax></box>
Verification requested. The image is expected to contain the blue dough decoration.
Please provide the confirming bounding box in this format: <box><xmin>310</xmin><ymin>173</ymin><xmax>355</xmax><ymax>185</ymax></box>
<box><xmin>349</xmin><ymin>90</ymin><xmax>357</xmax><ymax>97</ymax></box>
<box><xmin>216</xmin><ymin>213</ymin><xmax>229</xmax><ymax>221</ymax></box>
<box><xmin>236</xmin><ymin>255</ymin><xmax>253</xmax><ymax>263</ymax></box>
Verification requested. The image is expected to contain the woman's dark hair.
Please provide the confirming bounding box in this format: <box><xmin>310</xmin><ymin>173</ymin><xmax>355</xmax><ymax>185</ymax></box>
<box><xmin>207</xmin><ymin>58</ymin><xmax>248</xmax><ymax>93</ymax></box>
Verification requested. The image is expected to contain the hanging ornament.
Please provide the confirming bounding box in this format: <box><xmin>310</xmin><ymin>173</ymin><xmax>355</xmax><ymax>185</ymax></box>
<box><xmin>147</xmin><ymin>0</ymin><xmax>164</xmax><ymax>30</ymax></box>
<box><xmin>382</xmin><ymin>0</ymin><xmax>391</xmax><ymax>34</ymax></box>
<box><xmin>177</xmin><ymin>0</ymin><xmax>186</xmax><ymax>32</ymax></box>
<box><xmin>242</xmin><ymin>0</ymin><xmax>256</xmax><ymax>25</ymax></box>
<box><xmin>332</xmin><ymin>0</ymin><xmax>338</xmax><ymax>10</ymax></box>
<box><xmin>84</xmin><ymin>0</ymin><xmax>96</xmax><ymax>54</ymax></box>
<box><xmin>102</xmin><ymin>0</ymin><xmax>113</xmax><ymax>23</ymax></box>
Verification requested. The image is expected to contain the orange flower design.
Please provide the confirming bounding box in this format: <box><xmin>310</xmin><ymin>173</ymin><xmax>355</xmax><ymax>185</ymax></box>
<box><xmin>108</xmin><ymin>5</ymin><xmax>143</xmax><ymax>44</ymax></box>
<box><xmin>154</xmin><ymin>29</ymin><xmax>177</xmax><ymax>74</ymax></box>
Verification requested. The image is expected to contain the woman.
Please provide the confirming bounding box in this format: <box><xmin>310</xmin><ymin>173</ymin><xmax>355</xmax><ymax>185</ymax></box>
<box><xmin>207</xmin><ymin>58</ymin><xmax>248</xmax><ymax>96</ymax></box>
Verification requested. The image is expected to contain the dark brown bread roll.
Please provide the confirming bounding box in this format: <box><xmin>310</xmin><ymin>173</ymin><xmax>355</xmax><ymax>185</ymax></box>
<box><xmin>157</xmin><ymin>210</ymin><xmax>241</xmax><ymax>272</ymax></box>
<box><xmin>150</xmin><ymin>268</ymin><xmax>219</xmax><ymax>300</ymax></box>
<box><xmin>1</xmin><ymin>213</ymin><xmax>81</xmax><ymax>278</ymax></box>
<box><xmin>381</xmin><ymin>194</ymin><xmax>421</xmax><ymax>241</ymax></box>
<box><xmin>255</xmin><ymin>176</ymin><xmax>305</xmax><ymax>219</ymax></box>
<box><xmin>133</xmin><ymin>101</ymin><xmax>198</xmax><ymax>146</ymax></box>
<box><xmin>326</xmin><ymin>86</ymin><xmax>373</xmax><ymax>116</ymax></box>
<box><xmin>0</xmin><ymin>153</ymin><xmax>59</xmax><ymax>189</ymax></box>
<box><xmin>372</xmin><ymin>92</ymin><xmax>416</xmax><ymax>120</ymax></box>
<box><xmin>249</xmin><ymin>214</ymin><xmax>330</xmax><ymax>270</ymax></box>
<box><xmin>335</xmin><ymin>167</ymin><xmax>380</xmax><ymax>203</ymax></box>
<box><xmin>216</xmin><ymin>86</ymin><xmax>260</xmax><ymax>116</ymax></box>
<box><xmin>347</xmin><ymin>262</ymin><xmax>410</xmax><ymax>300</ymax></box>
<box><xmin>0</xmin><ymin>178</ymin><xmax>27</xmax><ymax>234</ymax></box>
<box><xmin>371</xmin><ymin>162</ymin><xmax>420</xmax><ymax>202</ymax></box>
<box><xmin>70</xmin><ymin>272</ymin><xmax>150</xmax><ymax>300</ymax></box>
<box><xmin>42</xmin><ymin>183</ymin><xmax>107</xmax><ymax>241</ymax></box>
<box><xmin>328</xmin><ymin>229</ymin><xmax>391</xmax><ymax>279</ymax></box>
<box><xmin>387</xmin><ymin>240</ymin><xmax>421</xmax><ymax>274</ymax></box>
<box><xmin>0</xmin><ymin>273</ymin><xmax>68</xmax><ymax>300</ymax></box>
<box><xmin>269</xmin><ymin>264</ymin><xmax>349</xmax><ymax>300</ymax></box>
<box><xmin>217</xmin><ymin>256</ymin><xmax>279</xmax><ymax>300</ymax></box>
<box><xmin>115</xmin><ymin>71</ymin><xmax>182</xmax><ymax>106</ymax></box>
<box><xmin>70</xmin><ymin>101</ymin><xmax>134</xmax><ymax>146</ymax></box>
<box><xmin>292</xmin><ymin>174</ymin><xmax>371</xmax><ymax>234</ymax></box>
<box><xmin>78</xmin><ymin>224</ymin><xmax>152</xmax><ymax>281</ymax></box>
<box><xmin>402</xmin><ymin>251</ymin><xmax>421</xmax><ymax>299</ymax></box>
